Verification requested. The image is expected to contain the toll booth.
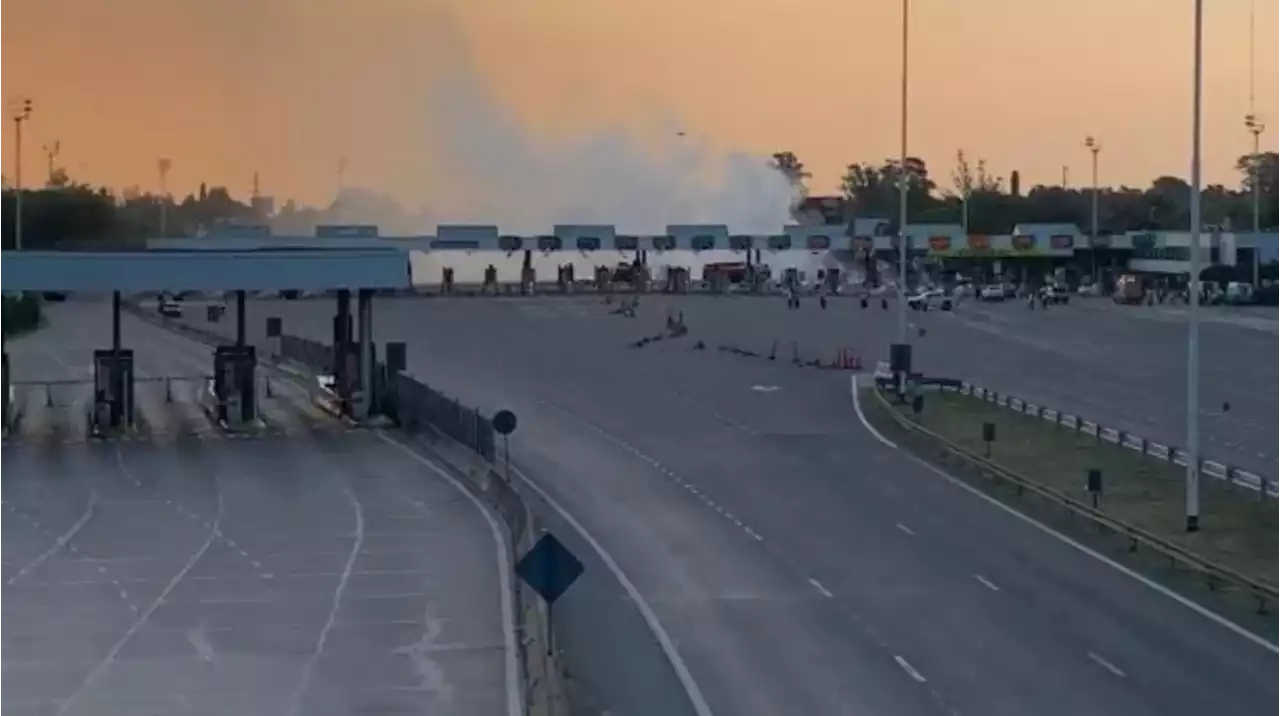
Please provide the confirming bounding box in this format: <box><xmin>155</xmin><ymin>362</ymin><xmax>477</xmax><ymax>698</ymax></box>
<box><xmin>213</xmin><ymin>345</ymin><xmax>256</xmax><ymax>424</ymax></box>
<box><xmin>92</xmin><ymin>349</ymin><xmax>135</xmax><ymax>432</ymax></box>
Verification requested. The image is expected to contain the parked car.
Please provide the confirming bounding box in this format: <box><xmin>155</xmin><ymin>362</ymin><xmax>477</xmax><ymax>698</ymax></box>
<box><xmin>158</xmin><ymin>298</ymin><xmax>182</xmax><ymax>317</ymax></box>
<box><xmin>907</xmin><ymin>288</ymin><xmax>953</xmax><ymax>311</ymax></box>
<box><xmin>979</xmin><ymin>284</ymin><xmax>1006</xmax><ymax>301</ymax></box>
<box><xmin>1041</xmin><ymin>285</ymin><xmax>1071</xmax><ymax>305</ymax></box>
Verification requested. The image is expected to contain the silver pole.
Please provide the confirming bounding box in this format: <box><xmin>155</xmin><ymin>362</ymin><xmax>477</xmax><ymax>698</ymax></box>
<box><xmin>1091</xmin><ymin>148</ymin><xmax>1099</xmax><ymax>278</ymax></box>
<box><xmin>897</xmin><ymin>0</ymin><xmax>910</xmax><ymax>342</ymax></box>
<box><xmin>1251</xmin><ymin>125</ymin><xmax>1262</xmax><ymax>287</ymax></box>
<box><xmin>13</xmin><ymin>117</ymin><xmax>23</xmax><ymax>251</ymax></box>
<box><xmin>1185</xmin><ymin>0</ymin><xmax>1203</xmax><ymax>533</ymax></box>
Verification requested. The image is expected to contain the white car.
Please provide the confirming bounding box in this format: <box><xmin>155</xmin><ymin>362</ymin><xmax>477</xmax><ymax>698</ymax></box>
<box><xmin>158</xmin><ymin>298</ymin><xmax>182</xmax><ymax>317</ymax></box>
<box><xmin>979</xmin><ymin>284</ymin><xmax>1006</xmax><ymax>301</ymax></box>
<box><xmin>907</xmin><ymin>289</ymin><xmax>952</xmax><ymax>311</ymax></box>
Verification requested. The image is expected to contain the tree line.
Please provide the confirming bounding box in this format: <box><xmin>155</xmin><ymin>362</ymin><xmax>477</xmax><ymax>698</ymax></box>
<box><xmin>2</xmin><ymin>150</ymin><xmax>1276</xmax><ymax>251</ymax></box>
<box><xmin>770</xmin><ymin>150</ymin><xmax>1279</xmax><ymax>235</ymax></box>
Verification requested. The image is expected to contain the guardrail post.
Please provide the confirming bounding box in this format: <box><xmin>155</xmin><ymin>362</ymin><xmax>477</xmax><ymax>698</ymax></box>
<box><xmin>165</xmin><ymin>377</ymin><xmax>173</xmax><ymax>403</ymax></box>
<box><xmin>45</xmin><ymin>384</ymin><xmax>53</xmax><ymax>407</ymax></box>
<box><xmin>265</xmin><ymin>376</ymin><xmax>273</xmax><ymax>398</ymax></box>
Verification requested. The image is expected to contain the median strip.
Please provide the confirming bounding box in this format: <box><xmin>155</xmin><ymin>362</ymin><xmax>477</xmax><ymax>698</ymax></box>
<box><xmin>863</xmin><ymin>384</ymin><xmax>1277</xmax><ymax>616</ymax></box>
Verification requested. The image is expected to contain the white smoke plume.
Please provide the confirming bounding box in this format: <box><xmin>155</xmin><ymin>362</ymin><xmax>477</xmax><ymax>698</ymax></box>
<box><xmin>393</xmin><ymin>8</ymin><xmax>797</xmax><ymax>234</ymax></box>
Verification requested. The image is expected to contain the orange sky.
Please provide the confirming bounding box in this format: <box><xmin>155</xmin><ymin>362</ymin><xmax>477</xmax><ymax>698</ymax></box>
<box><xmin>3</xmin><ymin>0</ymin><xmax>1277</xmax><ymax>216</ymax></box>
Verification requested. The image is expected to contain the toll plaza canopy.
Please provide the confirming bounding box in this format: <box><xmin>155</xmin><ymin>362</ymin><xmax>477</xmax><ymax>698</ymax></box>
<box><xmin>0</xmin><ymin>248</ymin><xmax>410</xmax><ymax>292</ymax></box>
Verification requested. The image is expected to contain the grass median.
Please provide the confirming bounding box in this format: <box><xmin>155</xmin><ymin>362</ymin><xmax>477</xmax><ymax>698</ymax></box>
<box><xmin>863</xmin><ymin>385</ymin><xmax>1277</xmax><ymax>602</ymax></box>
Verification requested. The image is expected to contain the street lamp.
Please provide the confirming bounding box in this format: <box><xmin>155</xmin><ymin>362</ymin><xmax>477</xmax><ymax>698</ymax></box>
<box><xmin>897</xmin><ymin>0</ymin><xmax>911</xmax><ymax>343</ymax></box>
<box><xmin>158</xmin><ymin>158</ymin><xmax>172</xmax><ymax>237</ymax></box>
<box><xmin>1185</xmin><ymin>0</ymin><xmax>1204</xmax><ymax>533</ymax></box>
<box><xmin>1084</xmin><ymin>136</ymin><xmax>1101</xmax><ymax>279</ymax></box>
<box><xmin>1245</xmin><ymin>114</ymin><xmax>1266</xmax><ymax>287</ymax></box>
<box><xmin>9</xmin><ymin>97</ymin><xmax>33</xmax><ymax>250</ymax></box>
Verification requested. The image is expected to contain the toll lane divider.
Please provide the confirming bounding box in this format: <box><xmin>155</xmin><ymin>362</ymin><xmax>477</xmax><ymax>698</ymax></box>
<box><xmin>869</xmin><ymin>385</ymin><xmax>1279</xmax><ymax>614</ymax></box>
<box><xmin>273</xmin><ymin>333</ymin><xmax>566</xmax><ymax>715</ymax></box>
<box><xmin>943</xmin><ymin>382</ymin><xmax>1277</xmax><ymax>499</ymax></box>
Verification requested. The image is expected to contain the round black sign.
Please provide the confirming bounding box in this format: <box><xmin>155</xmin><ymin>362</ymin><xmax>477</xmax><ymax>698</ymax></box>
<box><xmin>492</xmin><ymin>409</ymin><xmax>518</xmax><ymax>436</ymax></box>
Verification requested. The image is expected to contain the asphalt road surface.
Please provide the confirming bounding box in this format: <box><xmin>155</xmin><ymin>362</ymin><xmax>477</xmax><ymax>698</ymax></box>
<box><xmin>189</xmin><ymin>294</ymin><xmax>1277</xmax><ymax>716</ymax></box>
<box><xmin>2</xmin><ymin>302</ymin><xmax>513</xmax><ymax>716</ymax></box>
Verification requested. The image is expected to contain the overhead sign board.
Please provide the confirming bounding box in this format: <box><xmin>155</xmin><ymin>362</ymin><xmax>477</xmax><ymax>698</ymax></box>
<box><xmin>316</xmin><ymin>224</ymin><xmax>379</xmax><ymax>238</ymax></box>
<box><xmin>218</xmin><ymin>224</ymin><xmax>273</xmax><ymax>238</ymax></box>
<box><xmin>554</xmin><ymin>224</ymin><xmax>616</xmax><ymax>250</ymax></box>
<box><xmin>667</xmin><ymin>224</ymin><xmax>728</xmax><ymax>250</ymax></box>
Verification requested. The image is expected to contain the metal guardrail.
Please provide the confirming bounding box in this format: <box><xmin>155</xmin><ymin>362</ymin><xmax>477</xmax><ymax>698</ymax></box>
<box><xmin>943</xmin><ymin>382</ymin><xmax>1277</xmax><ymax>499</ymax></box>
<box><xmin>870</xmin><ymin>385</ymin><xmax>1278</xmax><ymax>612</ymax></box>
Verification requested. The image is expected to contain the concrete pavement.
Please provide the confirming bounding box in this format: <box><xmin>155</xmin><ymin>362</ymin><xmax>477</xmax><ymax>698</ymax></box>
<box><xmin>2</xmin><ymin>302</ymin><xmax>516</xmax><ymax>716</ymax></box>
<box><xmin>211</xmin><ymin>294</ymin><xmax>1277</xmax><ymax>716</ymax></box>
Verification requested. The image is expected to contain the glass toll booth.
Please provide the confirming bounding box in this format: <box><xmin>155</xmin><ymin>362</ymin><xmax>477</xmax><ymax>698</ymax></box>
<box><xmin>213</xmin><ymin>345</ymin><xmax>257</xmax><ymax>424</ymax></box>
<box><xmin>92</xmin><ymin>349</ymin><xmax>135</xmax><ymax>432</ymax></box>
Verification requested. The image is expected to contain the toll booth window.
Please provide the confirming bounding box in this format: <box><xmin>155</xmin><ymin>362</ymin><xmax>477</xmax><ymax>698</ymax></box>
<box><xmin>577</xmin><ymin>236</ymin><xmax>602</xmax><ymax>251</ymax></box>
<box><xmin>538</xmin><ymin>236</ymin><xmax>563</xmax><ymax>252</ymax></box>
<box><xmin>729</xmin><ymin>235</ymin><xmax>753</xmax><ymax>251</ymax></box>
<box><xmin>615</xmin><ymin>235</ymin><xmax>639</xmax><ymax>251</ymax></box>
<box><xmin>807</xmin><ymin>235</ymin><xmax>831</xmax><ymax>250</ymax></box>
<box><xmin>691</xmin><ymin>235</ymin><xmax>716</xmax><ymax>252</ymax></box>
<box><xmin>499</xmin><ymin>235</ymin><xmax>524</xmax><ymax>252</ymax></box>
<box><xmin>768</xmin><ymin>235</ymin><xmax>792</xmax><ymax>251</ymax></box>
<box><xmin>653</xmin><ymin>235</ymin><xmax>676</xmax><ymax>251</ymax></box>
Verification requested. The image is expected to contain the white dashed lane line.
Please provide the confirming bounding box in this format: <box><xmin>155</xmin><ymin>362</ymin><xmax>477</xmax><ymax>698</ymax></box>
<box><xmin>894</xmin><ymin>655</ymin><xmax>928</xmax><ymax>683</ymax></box>
<box><xmin>1087</xmin><ymin>651</ymin><xmax>1127</xmax><ymax>678</ymax></box>
<box><xmin>974</xmin><ymin>574</ymin><xmax>1000</xmax><ymax>591</ymax></box>
<box><xmin>895</xmin><ymin>522</ymin><xmax>916</xmax><ymax>536</ymax></box>
<box><xmin>808</xmin><ymin>577</ymin><xmax>834</xmax><ymax>598</ymax></box>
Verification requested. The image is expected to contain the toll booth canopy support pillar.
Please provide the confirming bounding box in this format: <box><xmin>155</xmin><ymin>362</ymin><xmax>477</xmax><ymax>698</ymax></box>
<box><xmin>236</xmin><ymin>290</ymin><xmax>247</xmax><ymax>346</ymax></box>
<box><xmin>358</xmin><ymin>289</ymin><xmax>374</xmax><ymax>418</ymax></box>
<box><xmin>111</xmin><ymin>291</ymin><xmax>122</xmax><ymax>352</ymax></box>
<box><xmin>335</xmin><ymin>289</ymin><xmax>352</xmax><ymax>414</ymax></box>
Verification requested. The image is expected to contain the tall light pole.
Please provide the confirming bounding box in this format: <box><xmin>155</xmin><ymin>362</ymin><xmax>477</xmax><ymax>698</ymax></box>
<box><xmin>42</xmin><ymin>141</ymin><xmax>60</xmax><ymax>185</ymax></box>
<box><xmin>337</xmin><ymin>157</ymin><xmax>348</xmax><ymax>203</ymax></box>
<box><xmin>158</xmin><ymin>158</ymin><xmax>172</xmax><ymax>237</ymax></box>
<box><xmin>10</xmin><ymin>97</ymin><xmax>33</xmax><ymax>250</ymax></box>
<box><xmin>1245</xmin><ymin>114</ymin><xmax>1265</xmax><ymax>287</ymax></box>
<box><xmin>1185</xmin><ymin>0</ymin><xmax>1204</xmax><ymax>533</ymax></box>
<box><xmin>1084</xmin><ymin>136</ymin><xmax>1101</xmax><ymax>279</ymax></box>
<box><xmin>896</xmin><ymin>0</ymin><xmax>911</xmax><ymax>343</ymax></box>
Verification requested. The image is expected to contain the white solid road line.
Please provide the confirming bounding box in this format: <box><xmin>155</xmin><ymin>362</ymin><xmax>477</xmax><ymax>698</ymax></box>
<box><xmin>895</xmin><ymin>522</ymin><xmax>916</xmax><ymax>536</ymax></box>
<box><xmin>376</xmin><ymin>432</ymin><xmax>524</xmax><ymax>716</ymax></box>
<box><xmin>848</xmin><ymin>376</ymin><xmax>1280</xmax><ymax>655</ymax></box>
<box><xmin>973</xmin><ymin>574</ymin><xmax>1001</xmax><ymax>591</ymax></box>
<box><xmin>484</xmin><ymin>440</ymin><xmax>718</xmax><ymax>716</ymax></box>
<box><xmin>1087</xmin><ymin>651</ymin><xmax>1127</xmax><ymax>678</ymax></box>
<box><xmin>894</xmin><ymin>655</ymin><xmax>928</xmax><ymax>683</ymax></box>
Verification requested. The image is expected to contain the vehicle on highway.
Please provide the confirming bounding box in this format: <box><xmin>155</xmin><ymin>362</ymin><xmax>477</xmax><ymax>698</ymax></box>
<box><xmin>1113</xmin><ymin>274</ymin><xmax>1145</xmax><ymax>304</ymax></box>
<box><xmin>1041</xmin><ymin>284</ymin><xmax>1070</xmax><ymax>305</ymax></box>
<box><xmin>979</xmin><ymin>284</ymin><xmax>1006</xmax><ymax>301</ymax></box>
<box><xmin>158</xmin><ymin>297</ymin><xmax>183</xmax><ymax>317</ymax></box>
<box><xmin>907</xmin><ymin>288</ymin><xmax>953</xmax><ymax>311</ymax></box>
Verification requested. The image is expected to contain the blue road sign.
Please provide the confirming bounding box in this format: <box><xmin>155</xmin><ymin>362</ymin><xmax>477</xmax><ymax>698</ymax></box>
<box><xmin>515</xmin><ymin>533</ymin><xmax>584</xmax><ymax>605</ymax></box>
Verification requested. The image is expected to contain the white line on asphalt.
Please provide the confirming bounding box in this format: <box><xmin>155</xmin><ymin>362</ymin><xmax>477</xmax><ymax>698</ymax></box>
<box><xmin>286</xmin><ymin>487</ymin><xmax>365</xmax><ymax>716</ymax></box>
<box><xmin>895</xmin><ymin>522</ymin><xmax>915</xmax><ymax>536</ymax></box>
<box><xmin>808</xmin><ymin>577</ymin><xmax>834</xmax><ymax>598</ymax></box>
<box><xmin>894</xmin><ymin>655</ymin><xmax>928</xmax><ymax>682</ymax></box>
<box><xmin>5</xmin><ymin>488</ymin><xmax>98</xmax><ymax>587</ymax></box>
<box><xmin>377</xmin><ymin>433</ymin><xmax>530</xmax><ymax>716</ymax></box>
<box><xmin>1087</xmin><ymin>651</ymin><xmax>1126</xmax><ymax>678</ymax></box>
<box><xmin>974</xmin><ymin>574</ymin><xmax>1000</xmax><ymax>591</ymax></box>
<box><xmin>848</xmin><ymin>375</ymin><xmax>1279</xmax><ymax>654</ymax></box>
<box><xmin>458</xmin><ymin>435</ymin><xmax>716</xmax><ymax>716</ymax></box>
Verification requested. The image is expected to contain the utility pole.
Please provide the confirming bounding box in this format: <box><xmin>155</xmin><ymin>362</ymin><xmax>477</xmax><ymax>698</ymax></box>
<box><xmin>1244</xmin><ymin>115</ymin><xmax>1265</xmax><ymax>287</ymax></box>
<box><xmin>337</xmin><ymin>157</ymin><xmax>348</xmax><ymax>203</ymax></box>
<box><xmin>896</xmin><ymin>0</ymin><xmax>911</xmax><ymax>344</ymax></box>
<box><xmin>10</xmin><ymin>97</ymin><xmax>33</xmax><ymax>250</ymax></box>
<box><xmin>158</xmin><ymin>158</ymin><xmax>172</xmax><ymax>237</ymax></box>
<box><xmin>1084</xmin><ymin>136</ymin><xmax>1101</xmax><ymax>280</ymax></box>
<box><xmin>1185</xmin><ymin>0</ymin><xmax>1204</xmax><ymax>533</ymax></box>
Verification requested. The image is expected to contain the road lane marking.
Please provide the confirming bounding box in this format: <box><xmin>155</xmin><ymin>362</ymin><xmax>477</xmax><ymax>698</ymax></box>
<box><xmin>974</xmin><ymin>574</ymin><xmax>1000</xmax><ymax>591</ymax></box>
<box><xmin>1087</xmin><ymin>651</ymin><xmax>1126</xmax><ymax>678</ymax></box>
<box><xmin>895</xmin><ymin>522</ymin><xmax>915</xmax><ymax>536</ymax></box>
<box><xmin>5</xmin><ymin>485</ymin><xmax>99</xmax><ymax>588</ymax></box>
<box><xmin>848</xmin><ymin>375</ymin><xmax>1279</xmax><ymax>654</ymax></box>
<box><xmin>419</xmin><ymin>431</ymin><xmax>717</xmax><ymax>716</ymax></box>
<box><xmin>808</xmin><ymin>578</ymin><xmax>834</xmax><ymax>598</ymax></box>
<box><xmin>286</xmin><ymin>487</ymin><xmax>365</xmax><ymax>716</ymax></box>
<box><xmin>377</xmin><ymin>432</ymin><xmax>532</xmax><ymax>716</ymax></box>
<box><xmin>894</xmin><ymin>655</ymin><xmax>928</xmax><ymax>682</ymax></box>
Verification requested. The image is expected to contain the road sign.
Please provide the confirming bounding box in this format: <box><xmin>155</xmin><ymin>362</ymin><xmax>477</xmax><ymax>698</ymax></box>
<box><xmin>492</xmin><ymin>409</ymin><xmax>518</xmax><ymax>435</ymax></box>
<box><xmin>515</xmin><ymin>533</ymin><xmax>584</xmax><ymax>605</ymax></box>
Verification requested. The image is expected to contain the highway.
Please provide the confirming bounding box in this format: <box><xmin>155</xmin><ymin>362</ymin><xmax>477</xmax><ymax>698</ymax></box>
<box><xmin>195</xmin><ymin>294</ymin><xmax>1277</xmax><ymax>716</ymax></box>
<box><xmin>2</xmin><ymin>302</ymin><xmax>514</xmax><ymax>716</ymax></box>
